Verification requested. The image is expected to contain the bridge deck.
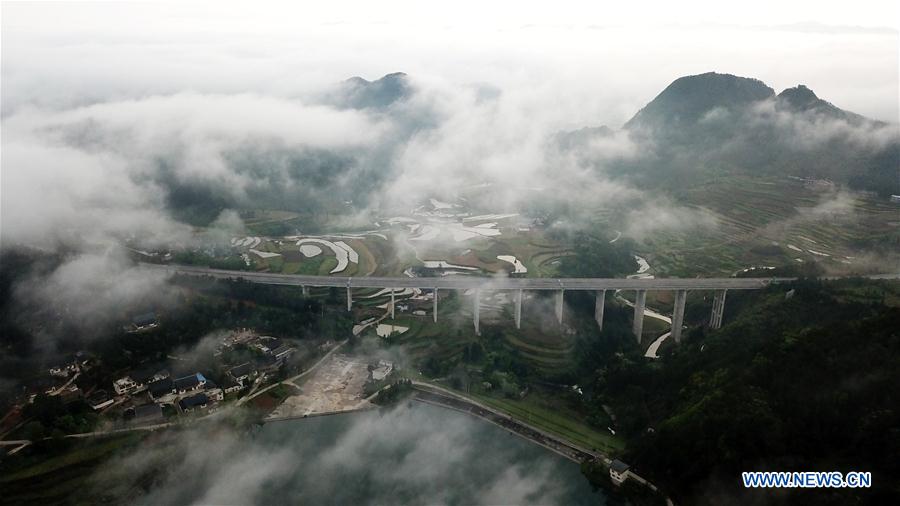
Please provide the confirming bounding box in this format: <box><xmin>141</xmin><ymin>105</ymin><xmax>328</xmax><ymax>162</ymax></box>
<box><xmin>142</xmin><ymin>264</ymin><xmax>793</xmax><ymax>291</ymax></box>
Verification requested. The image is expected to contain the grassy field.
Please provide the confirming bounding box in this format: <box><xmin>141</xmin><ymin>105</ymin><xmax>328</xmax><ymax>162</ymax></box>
<box><xmin>469</xmin><ymin>391</ymin><xmax>626</xmax><ymax>455</ymax></box>
<box><xmin>240</xmin><ymin>209</ymin><xmax>305</xmax><ymax>236</ymax></box>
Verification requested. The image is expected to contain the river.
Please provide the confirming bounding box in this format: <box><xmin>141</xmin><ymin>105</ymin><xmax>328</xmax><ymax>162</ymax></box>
<box><xmin>248</xmin><ymin>402</ymin><xmax>608</xmax><ymax>505</ymax></box>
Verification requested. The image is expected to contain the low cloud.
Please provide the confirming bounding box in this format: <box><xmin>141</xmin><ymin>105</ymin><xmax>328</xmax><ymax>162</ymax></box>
<box><xmin>89</xmin><ymin>403</ymin><xmax>587</xmax><ymax>505</ymax></box>
<box><xmin>624</xmin><ymin>203</ymin><xmax>719</xmax><ymax>241</ymax></box>
<box><xmin>13</xmin><ymin>250</ymin><xmax>172</xmax><ymax>335</ymax></box>
<box><xmin>748</xmin><ymin>100</ymin><xmax>900</xmax><ymax>151</ymax></box>
<box><xmin>759</xmin><ymin>190</ymin><xmax>859</xmax><ymax>239</ymax></box>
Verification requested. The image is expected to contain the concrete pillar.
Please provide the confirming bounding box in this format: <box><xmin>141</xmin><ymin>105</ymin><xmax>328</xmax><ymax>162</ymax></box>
<box><xmin>346</xmin><ymin>285</ymin><xmax>352</xmax><ymax>312</ymax></box>
<box><xmin>474</xmin><ymin>289</ymin><xmax>481</xmax><ymax>335</ymax></box>
<box><xmin>710</xmin><ymin>289</ymin><xmax>727</xmax><ymax>329</ymax></box>
<box><xmin>433</xmin><ymin>288</ymin><xmax>438</xmax><ymax>323</ymax></box>
<box><xmin>671</xmin><ymin>290</ymin><xmax>687</xmax><ymax>343</ymax></box>
<box><xmin>632</xmin><ymin>290</ymin><xmax>647</xmax><ymax>342</ymax></box>
<box><xmin>556</xmin><ymin>289</ymin><xmax>565</xmax><ymax>325</ymax></box>
<box><xmin>302</xmin><ymin>285</ymin><xmax>309</xmax><ymax>297</ymax></box>
<box><xmin>390</xmin><ymin>289</ymin><xmax>396</xmax><ymax>320</ymax></box>
<box><xmin>515</xmin><ymin>289</ymin><xmax>523</xmax><ymax>329</ymax></box>
<box><xmin>594</xmin><ymin>290</ymin><xmax>606</xmax><ymax>331</ymax></box>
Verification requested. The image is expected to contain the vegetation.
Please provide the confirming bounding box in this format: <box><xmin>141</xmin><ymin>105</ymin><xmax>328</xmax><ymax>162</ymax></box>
<box><xmin>558</xmin><ymin>232</ymin><xmax>637</xmax><ymax>278</ymax></box>
<box><xmin>372</xmin><ymin>379</ymin><xmax>414</xmax><ymax>405</ymax></box>
<box><xmin>472</xmin><ymin>392</ymin><xmax>625</xmax><ymax>454</ymax></box>
<box><xmin>20</xmin><ymin>394</ymin><xmax>98</xmax><ymax>441</ymax></box>
<box><xmin>172</xmin><ymin>250</ymin><xmax>253</xmax><ymax>271</ymax></box>
<box><xmin>0</xmin><ymin>433</ymin><xmax>145</xmax><ymax>506</ymax></box>
<box><xmin>576</xmin><ymin>278</ymin><xmax>900</xmax><ymax>504</ymax></box>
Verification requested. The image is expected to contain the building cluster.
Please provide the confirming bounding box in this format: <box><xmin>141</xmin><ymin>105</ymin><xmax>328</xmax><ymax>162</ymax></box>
<box><xmin>145</xmin><ymin>372</ymin><xmax>223</xmax><ymax>414</ymax></box>
<box><xmin>47</xmin><ymin>352</ymin><xmax>92</xmax><ymax>379</ymax></box>
<box><xmin>5</xmin><ymin>328</ymin><xmax>304</xmax><ymax>438</ymax></box>
<box><xmin>214</xmin><ymin>329</ymin><xmax>295</xmax><ymax>363</ymax></box>
<box><xmin>40</xmin><ymin>352</ymin><xmax>95</xmax><ymax>406</ymax></box>
<box><xmin>110</xmin><ymin>331</ymin><xmax>297</xmax><ymax>423</ymax></box>
<box><xmin>32</xmin><ymin>329</ymin><xmax>299</xmax><ymax>428</ymax></box>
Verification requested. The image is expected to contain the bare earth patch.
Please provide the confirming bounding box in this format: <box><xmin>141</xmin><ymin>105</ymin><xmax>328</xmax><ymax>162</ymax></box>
<box><xmin>268</xmin><ymin>354</ymin><xmax>371</xmax><ymax>418</ymax></box>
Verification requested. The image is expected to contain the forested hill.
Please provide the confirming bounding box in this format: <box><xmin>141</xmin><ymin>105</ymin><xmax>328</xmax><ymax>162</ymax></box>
<box><xmin>588</xmin><ymin>278</ymin><xmax>900</xmax><ymax>505</ymax></box>
<box><xmin>562</xmin><ymin>72</ymin><xmax>900</xmax><ymax>196</ymax></box>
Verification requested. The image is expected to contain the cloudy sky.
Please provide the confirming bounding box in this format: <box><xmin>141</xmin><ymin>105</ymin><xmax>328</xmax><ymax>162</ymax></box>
<box><xmin>3</xmin><ymin>1</ymin><xmax>898</xmax><ymax>123</ymax></box>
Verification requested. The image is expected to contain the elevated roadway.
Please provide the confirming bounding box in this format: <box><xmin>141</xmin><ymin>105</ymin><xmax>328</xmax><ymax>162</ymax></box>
<box><xmin>142</xmin><ymin>263</ymin><xmax>801</xmax><ymax>340</ymax></box>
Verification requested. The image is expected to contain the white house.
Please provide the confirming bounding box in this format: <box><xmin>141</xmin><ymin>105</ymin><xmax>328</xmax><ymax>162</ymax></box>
<box><xmin>609</xmin><ymin>460</ymin><xmax>631</xmax><ymax>485</ymax></box>
<box><xmin>113</xmin><ymin>376</ymin><xmax>144</xmax><ymax>396</ymax></box>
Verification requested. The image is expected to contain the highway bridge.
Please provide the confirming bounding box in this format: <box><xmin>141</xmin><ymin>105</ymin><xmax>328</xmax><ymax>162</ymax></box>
<box><xmin>141</xmin><ymin>264</ymin><xmax>796</xmax><ymax>342</ymax></box>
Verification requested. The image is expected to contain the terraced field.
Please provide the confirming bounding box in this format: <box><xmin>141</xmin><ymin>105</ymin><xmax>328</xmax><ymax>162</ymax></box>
<box><xmin>646</xmin><ymin>175</ymin><xmax>900</xmax><ymax>276</ymax></box>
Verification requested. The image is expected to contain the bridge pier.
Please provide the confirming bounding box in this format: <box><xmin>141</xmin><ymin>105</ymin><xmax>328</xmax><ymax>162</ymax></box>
<box><xmin>632</xmin><ymin>290</ymin><xmax>647</xmax><ymax>341</ymax></box>
<box><xmin>515</xmin><ymin>289</ymin><xmax>523</xmax><ymax>329</ymax></box>
<box><xmin>671</xmin><ymin>289</ymin><xmax>687</xmax><ymax>343</ymax></box>
<box><xmin>709</xmin><ymin>289</ymin><xmax>727</xmax><ymax>329</ymax></box>
<box><xmin>433</xmin><ymin>288</ymin><xmax>438</xmax><ymax>323</ymax></box>
<box><xmin>555</xmin><ymin>289</ymin><xmax>564</xmax><ymax>325</ymax></box>
<box><xmin>595</xmin><ymin>290</ymin><xmax>606</xmax><ymax>331</ymax></box>
<box><xmin>302</xmin><ymin>285</ymin><xmax>309</xmax><ymax>297</ymax></box>
<box><xmin>390</xmin><ymin>289</ymin><xmax>396</xmax><ymax>319</ymax></box>
<box><xmin>346</xmin><ymin>285</ymin><xmax>352</xmax><ymax>312</ymax></box>
<box><xmin>473</xmin><ymin>289</ymin><xmax>481</xmax><ymax>335</ymax></box>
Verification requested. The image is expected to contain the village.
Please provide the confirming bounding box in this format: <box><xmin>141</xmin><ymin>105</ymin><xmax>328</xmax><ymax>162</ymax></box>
<box><xmin>29</xmin><ymin>327</ymin><xmax>300</xmax><ymax>427</ymax></box>
<box><xmin>0</xmin><ymin>317</ymin><xmax>397</xmax><ymax>443</ymax></box>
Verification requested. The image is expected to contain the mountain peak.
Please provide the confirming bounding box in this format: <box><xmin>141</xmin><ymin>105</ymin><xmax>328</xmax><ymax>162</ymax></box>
<box><xmin>345</xmin><ymin>72</ymin><xmax>408</xmax><ymax>85</ymax></box>
<box><xmin>776</xmin><ymin>84</ymin><xmax>824</xmax><ymax>110</ymax></box>
<box><xmin>625</xmin><ymin>72</ymin><xmax>775</xmax><ymax>130</ymax></box>
<box><xmin>339</xmin><ymin>72</ymin><xmax>411</xmax><ymax>109</ymax></box>
<box><xmin>775</xmin><ymin>84</ymin><xmax>856</xmax><ymax>122</ymax></box>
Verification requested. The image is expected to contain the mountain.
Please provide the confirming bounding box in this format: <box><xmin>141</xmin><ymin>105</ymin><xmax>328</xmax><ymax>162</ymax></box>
<box><xmin>336</xmin><ymin>72</ymin><xmax>412</xmax><ymax>110</ymax></box>
<box><xmin>624</xmin><ymin>72</ymin><xmax>775</xmax><ymax>132</ymax></box>
<box><xmin>571</xmin><ymin>72</ymin><xmax>899</xmax><ymax>195</ymax></box>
